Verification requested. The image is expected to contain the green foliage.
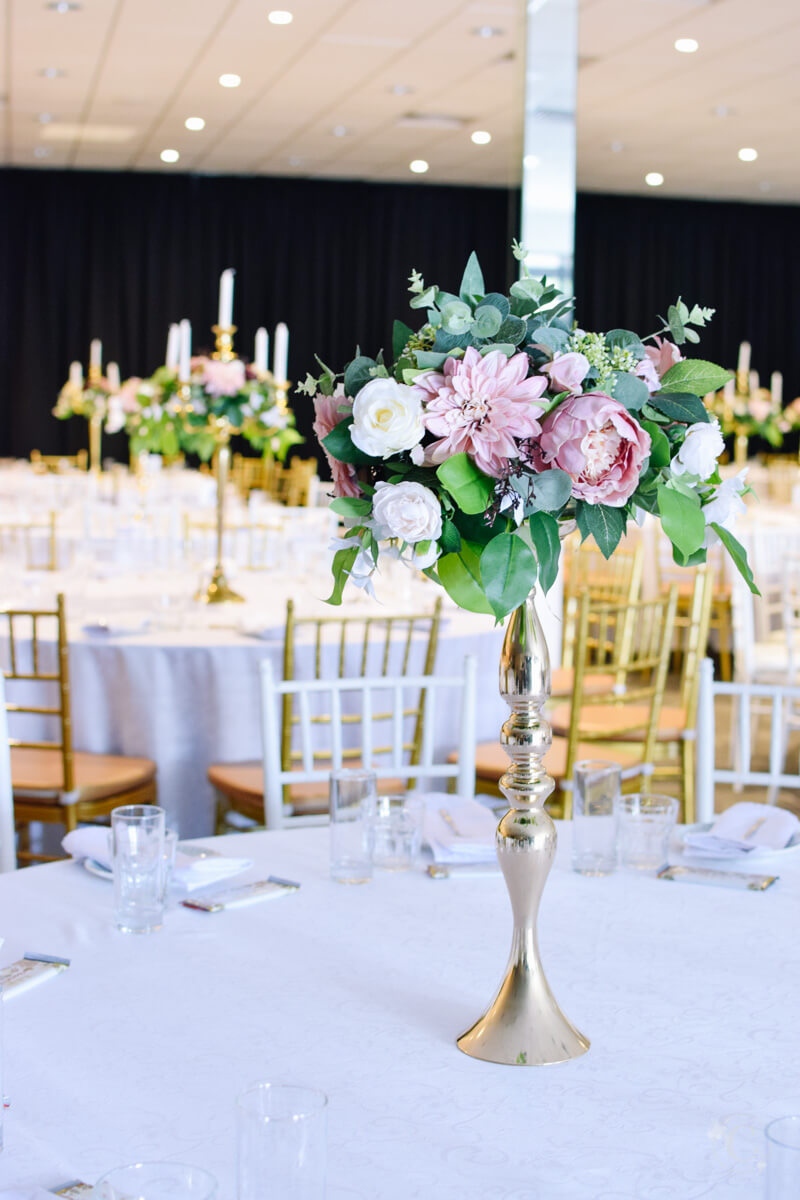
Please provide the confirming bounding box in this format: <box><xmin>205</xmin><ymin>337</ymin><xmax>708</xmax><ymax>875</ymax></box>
<box><xmin>438</xmin><ymin>544</ymin><xmax>494</xmax><ymax>614</ymax></box>
<box><xmin>329</xmin><ymin>497</ymin><xmax>372</xmax><ymax>519</ymax></box>
<box><xmin>660</xmin><ymin>359</ymin><xmax>732</xmax><ymax>397</ymax></box>
<box><xmin>657</xmin><ymin>485</ymin><xmax>705</xmax><ymax>563</ymax></box>
<box><xmin>510</xmin><ymin>468</ymin><xmax>573</xmax><ymax>515</ymax></box>
<box><xmin>459</xmin><ymin>251</ymin><xmax>485</xmax><ymax>303</ymax></box>
<box><xmin>471</xmin><ymin>304</ymin><xmax>503</xmax><ymax>339</ymax></box>
<box><xmin>576</xmin><ymin>502</ymin><xmax>626</xmax><ymax>559</ymax></box>
<box><xmin>711</xmin><ymin>524</ymin><xmax>759</xmax><ymax>594</ymax></box>
<box><xmin>611</xmin><ymin>371</ymin><xmax>650</xmax><ymax>412</ymax></box>
<box><xmin>480</xmin><ymin>533</ymin><xmax>537</xmax><ymax>621</ymax></box>
<box><xmin>527</xmin><ymin>511</ymin><xmax>561</xmax><ymax>594</ymax></box>
<box><xmin>325</xmin><ymin>546</ymin><xmax>359</xmax><ymax>606</ymax></box>
<box><xmin>441</xmin><ymin>300</ymin><xmax>473</xmax><ymax>335</ymax></box>
<box><xmin>392</xmin><ymin>320</ymin><xmax>415</xmax><ymax>360</ymax></box>
<box><xmin>436</xmin><ymin>453</ymin><xmax>494</xmax><ymax>514</ymax></box>
<box><xmin>439</xmin><ymin>518</ymin><xmax>462</xmax><ymax>555</ymax></box>
<box><xmin>322</xmin><ymin>420</ymin><xmax>376</xmax><ymax>466</ymax></box>
<box><xmin>605</xmin><ymin>329</ymin><xmax>647</xmax><ymax>361</ymax></box>
<box><xmin>648</xmin><ymin>391</ymin><xmax>710</xmax><ymax>425</ymax></box>
<box><xmin>641</xmin><ymin>420</ymin><xmax>671</xmax><ymax>469</ymax></box>
<box><xmin>343</xmin><ymin>355</ymin><xmax>378</xmax><ymax>398</ymax></box>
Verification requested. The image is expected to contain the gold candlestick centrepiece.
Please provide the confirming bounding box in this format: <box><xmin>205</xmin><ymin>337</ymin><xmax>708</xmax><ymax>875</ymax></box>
<box><xmin>87</xmin><ymin>363</ymin><xmax>103</xmax><ymax>475</ymax></box>
<box><xmin>457</xmin><ymin>569</ymin><xmax>589</xmax><ymax>1067</ymax></box>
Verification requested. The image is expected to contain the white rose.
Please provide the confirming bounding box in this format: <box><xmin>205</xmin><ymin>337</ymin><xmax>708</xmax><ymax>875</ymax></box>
<box><xmin>702</xmin><ymin>469</ymin><xmax>748</xmax><ymax>547</ymax></box>
<box><xmin>105</xmin><ymin>397</ymin><xmax>126</xmax><ymax>434</ymax></box>
<box><xmin>372</xmin><ymin>480</ymin><xmax>442</xmax><ymax>548</ymax></box>
<box><xmin>671</xmin><ymin>418</ymin><xmax>724</xmax><ymax>479</ymax></box>
<box><xmin>350</xmin><ymin>378</ymin><xmax>424</xmax><ymax>458</ymax></box>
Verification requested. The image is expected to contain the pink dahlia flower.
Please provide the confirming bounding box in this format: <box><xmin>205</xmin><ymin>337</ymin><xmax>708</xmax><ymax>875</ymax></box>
<box><xmin>645</xmin><ymin>337</ymin><xmax>682</xmax><ymax>379</ymax></box>
<box><xmin>413</xmin><ymin>347</ymin><xmax>546</xmax><ymax>479</ymax></box>
<box><xmin>533</xmin><ymin>392</ymin><xmax>651</xmax><ymax>507</ymax></box>
<box><xmin>201</xmin><ymin>358</ymin><xmax>246</xmax><ymax>397</ymax></box>
<box><xmin>312</xmin><ymin>387</ymin><xmax>361</xmax><ymax>498</ymax></box>
<box><xmin>540</xmin><ymin>351</ymin><xmax>590</xmax><ymax>395</ymax></box>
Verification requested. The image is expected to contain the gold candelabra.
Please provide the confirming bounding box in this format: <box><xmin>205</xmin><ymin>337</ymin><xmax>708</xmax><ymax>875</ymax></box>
<box><xmin>87</xmin><ymin>363</ymin><xmax>103</xmax><ymax>475</ymax></box>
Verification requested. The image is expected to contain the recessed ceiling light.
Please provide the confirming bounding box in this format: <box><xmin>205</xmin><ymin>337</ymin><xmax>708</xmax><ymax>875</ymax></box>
<box><xmin>33</xmin><ymin>146</ymin><xmax>52</xmax><ymax>158</ymax></box>
<box><xmin>268</xmin><ymin>9</ymin><xmax>293</xmax><ymax>23</ymax></box>
<box><xmin>331</xmin><ymin>124</ymin><xmax>350</xmax><ymax>137</ymax></box>
<box><xmin>738</xmin><ymin>147</ymin><xmax>758</xmax><ymax>162</ymax></box>
<box><xmin>409</xmin><ymin>159</ymin><xmax>429</xmax><ymax>174</ymax></box>
<box><xmin>37</xmin><ymin>112</ymin><xmax>54</xmax><ymax>124</ymax></box>
<box><xmin>759</xmin><ymin>181</ymin><xmax>773</xmax><ymax>193</ymax></box>
<box><xmin>160</xmin><ymin>148</ymin><xmax>180</xmax><ymax>163</ymax></box>
<box><xmin>40</xmin><ymin>67</ymin><xmax>65</xmax><ymax>78</ymax></box>
<box><xmin>185</xmin><ymin>116</ymin><xmax>205</xmax><ymax>131</ymax></box>
<box><xmin>645</xmin><ymin>172</ymin><xmax>664</xmax><ymax>187</ymax></box>
<box><xmin>390</xmin><ymin>84</ymin><xmax>413</xmax><ymax>96</ymax></box>
<box><xmin>713</xmin><ymin>104</ymin><xmax>731</xmax><ymax>118</ymax></box>
<box><xmin>471</xmin><ymin>130</ymin><xmax>491</xmax><ymax>145</ymax></box>
<box><xmin>46</xmin><ymin>1</ymin><xmax>81</xmax><ymax>11</ymax></box>
<box><xmin>610</xmin><ymin>140</ymin><xmax>624</xmax><ymax>153</ymax></box>
<box><xmin>218</xmin><ymin>73</ymin><xmax>241</xmax><ymax>88</ymax></box>
<box><xmin>674</xmin><ymin>38</ymin><xmax>698</xmax><ymax>53</ymax></box>
<box><xmin>288</xmin><ymin>156</ymin><xmax>304</xmax><ymax>167</ymax></box>
<box><xmin>523</xmin><ymin>154</ymin><xmax>540</xmax><ymax>169</ymax></box>
<box><xmin>473</xmin><ymin>25</ymin><xmax>504</xmax><ymax>38</ymax></box>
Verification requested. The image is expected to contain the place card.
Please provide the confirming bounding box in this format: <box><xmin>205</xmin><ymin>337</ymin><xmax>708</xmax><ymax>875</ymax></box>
<box><xmin>51</xmin><ymin>1183</ymin><xmax>92</xmax><ymax>1197</ymax></box>
<box><xmin>657</xmin><ymin>865</ymin><xmax>778</xmax><ymax>891</ymax></box>
<box><xmin>181</xmin><ymin>876</ymin><xmax>299</xmax><ymax>912</ymax></box>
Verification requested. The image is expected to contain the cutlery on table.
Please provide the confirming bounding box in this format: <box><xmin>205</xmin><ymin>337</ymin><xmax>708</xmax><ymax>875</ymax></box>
<box><xmin>439</xmin><ymin>807</ymin><xmax>465</xmax><ymax>838</ymax></box>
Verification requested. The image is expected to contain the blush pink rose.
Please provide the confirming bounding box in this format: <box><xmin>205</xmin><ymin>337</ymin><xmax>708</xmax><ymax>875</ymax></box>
<box><xmin>645</xmin><ymin>337</ymin><xmax>683</xmax><ymax>379</ymax></box>
<box><xmin>748</xmin><ymin>395</ymin><xmax>772</xmax><ymax>423</ymax></box>
<box><xmin>533</xmin><ymin>392</ymin><xmax>651</xmax><ymax>508</ymax></box>
<box><xmin>312</xmin><ymin>387</ymin><xmax>361</xmax><ymax>499</ymax></box>
<box><xmin>200</xmin><ymin>358</ymin><xmax>246</xmax><ymax>397</ymax></box>
<box><xmin>540</xmin><ymin>351</ymin><xmax>590</xmax><ymax>395</ymax></box>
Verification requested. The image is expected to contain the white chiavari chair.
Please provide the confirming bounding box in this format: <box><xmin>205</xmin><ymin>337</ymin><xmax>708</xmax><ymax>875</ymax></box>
<box><xmin>258</xmin><ymin>655</ymin><xmax>477</xmax><ymax>830</ymax></box>
<box><xmin>696</xmin><ymin>657</ymin><xmax>800</xmax><ymax>822</ymax></box>
<box><xmin>0</xmin><ymin>673</ymin><xmax>15</xmax><ymax>872</ymax></box>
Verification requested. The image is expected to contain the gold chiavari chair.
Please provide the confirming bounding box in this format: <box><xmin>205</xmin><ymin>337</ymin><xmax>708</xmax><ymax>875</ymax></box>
<box><xmin>270</xmin><ymin>457</ymin><xmax>318</xmax><ymax>507</ymax></box>
<box><xmin>2</xmin><ymin>595</ymin><xmax>157</xmax><ymax>863</ymax></box>
<box><xmin>656</xmin><ymin>527</ymin><xmax>733</xmax><ymax>681</ymax></box>
<box><xmin>551</xmin><ymin>538</ymin><xmax>644</xmax><ymax>698</ymax></box>
<box><xmin>231</xmin><ymin>453</ymin><xmax>268</xmax><ymax>498</ymax></box>
<box><xmin>765</xmin><ymin>457</ymin><xmax>800</xmax><ymax>505</ymax></box>
<box><xmin>469</xmin><ymin>588</ymin><xmax>678</xmax><ymax>818</ymax></box>
<box><xmin>208</xmin><ymin>596</ymin><xmax>443</xmax><ymax>830</ymax></box>
<box><xmin>0</xmin><ymin>512</ymin><xmax>58</xmax><ymax>571</ymax></box>
<box><xmin>550</xmin><ymin>567</ymin><xmax>713</xmax><ymax>822</ymax></box>
<box><xmin>30</xmin><ymin>448</ymin><xmax>88</xmax><ymax>473</ymax></box>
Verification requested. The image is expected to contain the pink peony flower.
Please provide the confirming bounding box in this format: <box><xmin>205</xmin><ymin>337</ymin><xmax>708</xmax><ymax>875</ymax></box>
<box><xmin>540</xmin><ymin>351</ymin><xmax>590</xmax><ymax>395</ymax></box>
<box><xmin>748</xmin><ymin>396</ymin><xmax>772</xmax><ymax>423</ymax></box>
<box><xmin>412</xmin><ymin>347</ymin><xmax>546</xmax><ymax>479</ymax></box>
<box><xmin>634</xmin><ymin>357</ymin><xmax>661</xmax><ymax>394</ymax></box>
<box><xmin>312</xmin><ymin>387</ymin><xmax>361</xmax><ymax>498</ymax></box>
<box><xmin>645</xmin><ymin>336</ymin><xmax>683</xmax><ymax>379</ymax></box>
<box><xmin>200</xmin><ymin>358</ymin><xmax>246</xmax><ymax>397</ymax></box>
<box><xmin>533</xmin><ymin>392</ymin><xmax>651</xmax><ymax>508</ymax></box>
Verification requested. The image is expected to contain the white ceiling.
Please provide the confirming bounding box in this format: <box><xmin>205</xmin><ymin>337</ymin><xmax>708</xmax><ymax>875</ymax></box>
<box><xmin>2</xmin><ymin>0</ymin><xmax>798</xmax><ymax>202</ymax></box>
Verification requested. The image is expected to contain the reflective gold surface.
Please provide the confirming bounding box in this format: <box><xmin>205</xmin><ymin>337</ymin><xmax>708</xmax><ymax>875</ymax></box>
<box><xmin>457</xmin><ymin>588</ymin><xmax>589</xmax><ymax>1066</ymax></box>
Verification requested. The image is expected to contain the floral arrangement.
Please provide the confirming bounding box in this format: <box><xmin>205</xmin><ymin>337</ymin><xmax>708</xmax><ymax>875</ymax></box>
<box><xmin>54</xmin><ymin>374</ymin><xmax>114</xmax><ymax>423</ymax></box>
<box><xmin>115</xmin><ymin>357</ymin><xmax>303</xmax><ymax>462</ymax></box>
<box><xmin>303</xmin><ymin>246</ymin><xmax>757</xmax><ymax>619</ymax></box>
<box><xmin>707</xmin><ymin>386</ymin><xmax>785</xmax><ymax>448</ymax></box>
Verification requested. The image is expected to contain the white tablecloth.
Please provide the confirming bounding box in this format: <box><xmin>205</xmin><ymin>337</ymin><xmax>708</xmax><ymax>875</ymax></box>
<box><xmin>0</xmin><ymin>823</ymin><xmax>792</xmax><ymax>1197</ymax></box>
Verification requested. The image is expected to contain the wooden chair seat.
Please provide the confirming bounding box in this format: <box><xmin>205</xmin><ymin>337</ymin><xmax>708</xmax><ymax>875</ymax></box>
<box><xmin>548</xmin><ymin>703</ymin><xmax>689</xmax><ymax>743</ymax></box>
<box><xmin>470</xmin><ymin>737</ymin><xmax>644</xmax><ymax>787</ymax></box>
<box><xmin>208</xmin><ymin>761</ymin><xmax>407</xmax><ymax>824</ymax></box>
<box><xmin>550</xmin><ymin>667</ymin><xmax>616</xmax><ymax>699</ymax></box>
<box><xmin>12</xmin><ymin>747</ymin><xmax>156</xmax><ymax>803</ymax></box>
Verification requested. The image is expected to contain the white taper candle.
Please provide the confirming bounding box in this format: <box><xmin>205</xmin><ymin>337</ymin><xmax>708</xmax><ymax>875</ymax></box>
<box><xmin>218</xmin><ymin>268</ymin><xmax>235</xmax><ymax>328</ymax></box>
<box><xmin>771</xmin><ymin>371</ymin><xmax>783</xmax><ymax>412</ymax></box>
<box><xmin>69</xmin><ymin>361</ymin><xmax>83</xmax><ymax>388</ymax></box>
<box><xmin>90</xmin><ymin>339</ymin><xmax>102</xmax><ymax>371</ymax></box>
<box><xmin>749</xmin><ymin>369</ymin><xmax>759</xmax><ymax>396</ymax></box>
<box><xmin>273</xmin><ymin>322</ymin><xmax>289</xmax><ymax>385</ymax></box>
<box><xmin>254</xmin><ymin>327</ymin><xmax>269</xmax><ymax>373</ymax></box>
<box><xmin>166</xmin><ymin>323</ymin><xmax>180</xmax><ymax>370</ymax></box>
<box><xmin>737</xmin><ymin>341</ymin><xmax>751</xmax><ymax>376</ymax></box>
<box><xmin>107</xmin><ymin>362</ymin><xmax>121</xmax><ymax>392</ymax></box>
<box><xmin>179</xmin><ymin>319</ymin><xmax>192</xmax><ymax>382</ymax></box>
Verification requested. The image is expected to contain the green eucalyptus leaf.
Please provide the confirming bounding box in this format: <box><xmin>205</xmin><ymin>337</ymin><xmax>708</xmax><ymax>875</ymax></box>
<box><xmin>657</xmin><ymin>484</ymin><xmax>705</xmax><ymax>561</ymax></box>
<box><xmin>438</xmin><ymin>543</ymin><xmax>494</xmax><ymax>615</ymax></box>
<box><xmin>441</xmin><ymin>300</ymin><xmax>473</xmax><ymax>335</ymax></box>
<box><xmin>459</xmin><ymin>251</ymin><xmax>485</xmax><ymax>302</ymax></box>
<box><xmin>660</xmin><ymin>359</ymin><xmax>733</xmax><ymax>397</ymax></box>
<box><xmin>611</xmin><ymin>371</ymin><xmax>649</xmax><ymax>412</ymax></box>
<box><xmin>480</xmin><ymin>533</ymin><xmax>537</xmax><ymax>621</ymax></box>
<box><xmin>527</xmin><ymin>468</ymin><xmax>573</xmax><ymax>513</ymax></box>
<box><xmin>480</xmin><ymin>292</ymin><xmax>510</xmax><ymax>318</ymax></box>
<box><xmin>414</xmin><ymin>351</ymin><xmax>449</xmax><ymax>370</ymax></box>
<box><xmin>496</xmin><ymin>315</ymin><xmax>527</xmax><ymax>346</ymax></box>
<box><xmin>343</xmin><ymin>355</ymin><xmax>377</xmax><ymax>398</ymax></box>
<box><xmin>471</xmin><ymin>304</ymin><xmax>503</xmax><ymax>340</ymax></box>
<box><xmin>409</xmin><ymin>285</ymin><xmax>438</xmax><ymax>310</ymax></box>
<box><xmin>527</xmin><ymin>325</ymin><xmax>569</xmax><ymax>354</ymax></box>
<box><xmin>667</xmin><ymin>304</ymin><xmax>686</xmax><ymax>344</ymax></box>
<box><xmin>436</xmin><ymin>453</ymin><xmax>494</xmax><ymax>514</ymax></box>
<box><xmin>392</xmin><ymin>321</ymin><xmax>414</xmax><ymax>360</ymax></box>
<box><xmin>510</xmin><ymin>277</ymin><xmax>544</xmax><ymax>302</ymax></box>
<box><xmin>605</xmin><ymin>329</ymin><xmax>647</xmax><ymax>361</ymax></box>
<box><xmin>479</xmin><ymin>343</ymin><xmax>516</xmax><ymax>358</ymax></box>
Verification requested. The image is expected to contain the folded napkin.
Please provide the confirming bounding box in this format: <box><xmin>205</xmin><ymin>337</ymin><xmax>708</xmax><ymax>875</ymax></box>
<box><xmin>61</xmin><ymin>827</ymin><xmax>252</xmax><ymax>893</ymax></box>
<box><xmin>684</xmin><ymin>801</ymin><xmax>800</xmax><ymax>860</ymax></box>
<box><xmin>421</xmin><ymin>793</ymin><xmax>498</xmax><ymax>865</ymax></box>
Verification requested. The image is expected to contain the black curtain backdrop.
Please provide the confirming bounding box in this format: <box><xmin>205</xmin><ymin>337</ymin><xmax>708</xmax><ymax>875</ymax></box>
<box><xmin>2</xmin><ymin>167</ymin><xmax>800</xmax><ymax>460</ymax></box>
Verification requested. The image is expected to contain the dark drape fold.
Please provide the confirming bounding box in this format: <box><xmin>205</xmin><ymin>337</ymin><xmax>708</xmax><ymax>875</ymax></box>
<box><xmin>2</xmin><ymin>169</ymin><xmax>800</xmax><ymax>461</ymax></box>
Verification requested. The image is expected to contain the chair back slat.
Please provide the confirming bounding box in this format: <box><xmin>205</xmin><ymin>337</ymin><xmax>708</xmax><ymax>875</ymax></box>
<box><xmin>0</xmin><ymin>672</ymin><xmax>15</xmax><ymax>870</ymax></box>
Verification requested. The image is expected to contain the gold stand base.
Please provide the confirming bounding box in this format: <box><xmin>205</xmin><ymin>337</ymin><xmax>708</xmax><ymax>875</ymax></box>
<box><xmin>195</xmin><ymin>571</ymin><xmax>245</xmax><ymax>604</ymax></box>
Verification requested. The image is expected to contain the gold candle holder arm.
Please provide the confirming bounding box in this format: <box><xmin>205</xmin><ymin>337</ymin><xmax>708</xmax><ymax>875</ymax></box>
<box><xmin>87</xmin><ymin>363</ymin><xmax>104</xmax><ymax>474</ymax></box>
<box><xmin>195</xmin><ymin>417</ymin><xmax>244</xmax><ymax>605</ymax></box>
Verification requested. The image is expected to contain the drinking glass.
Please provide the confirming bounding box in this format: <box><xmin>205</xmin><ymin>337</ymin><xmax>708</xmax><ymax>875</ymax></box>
<box><xmin>237</xmin><ymin>1083</ymin><xmax>327</xmax><ymax>1200</ymax></box>
<box><xmin>110</xmin><ymin>804</ymin><xmax>166</xmax><ymax>933</ymax></box>
<box><xmin>616</xmin><ymin>793</ymin><xmax>679</xmax><ymax>871</ymax></box>
<box><xmin>94</xmin><ymin>1162</ymin><xmax>217</xmax><ymax>1200</ymax></box>
<box><xmin>765</xmin><ymin>1116</ymin><xmax>800</xmax><ymax>1198</ymax></box>
<box><xmin>369</xmin><ymin>794</ymin><xmax>424</xmax><ymax>871</ymax></box>
<box><xmin>571</xmin><ymin>760</ymin><xmax>621</xmax><ymax>876</ymax></box>
<box><xmin>329</xmin><ymin>768</ymin><xmax>376</xmax><ymax>884</ymax></box>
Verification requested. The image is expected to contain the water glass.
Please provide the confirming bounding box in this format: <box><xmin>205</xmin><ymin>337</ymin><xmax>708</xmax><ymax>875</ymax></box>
<box><xmin>765</xmin><ymin>1116</ymin><xmax>800</xmax><ymax>1198</ymax></box>
<box><xmin>94</xmin><ymin>1162</ymin><xmax>217</xmax><ymax>1199</ymax></box>
<box><xmin>616</xmin><ymin>793</ymin><xmax>679</xmax><ymax>871</ymax></box>
<box><xmin>237</xmin><ymin>1083</ymin><xmax>327</xmax><ymax>1200</ymax></box>
<box><xmin>571</xmin><ymin>760</ymin><xmax>621</xmax><ymax>876</ymax></box>
<box><xmin>111</xmin><ymin>804</ymin><xmax>167</xmax><ymax>933</ymax></box>
<box><xmin>329</xmin><ymin>768</ymin><xmax>376</xmax><ymax>884</ymax></box>
<box><xmin>369</xmin><ymin>794</ymin><xmax>424</xmax><ymax>871</ymax></box>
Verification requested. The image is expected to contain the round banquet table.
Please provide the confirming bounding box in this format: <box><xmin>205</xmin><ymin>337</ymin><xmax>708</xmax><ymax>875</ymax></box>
<box><xmin>0</xmin><ymin>823</ymin><xmax>795</xmax><ymax>1198</ymax></box>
